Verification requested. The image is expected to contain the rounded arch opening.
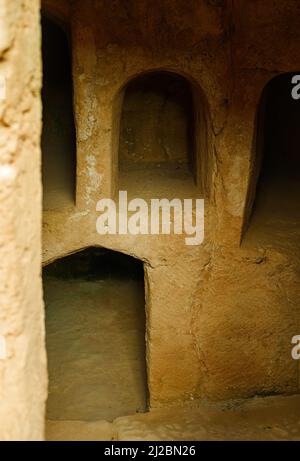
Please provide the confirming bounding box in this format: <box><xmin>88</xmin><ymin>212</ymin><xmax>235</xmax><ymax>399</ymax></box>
<box><xmin>43</xmin><ymin>246</ymin><xmax>149</xmax><ymax>425</ymax></box>
<box><xmin>243</xmin><ymin>72</ymin><xmax>300</xmax><ymax>248</ymax></box>
<box><xmin>41</xmin><ymin>13</ymin><xmax>76</xmax><ymax>210</ymax></box>
<box><xmin>112</xmin><ymin>70</ymin><xmax>211</xmax><ymax>199</ymax></box>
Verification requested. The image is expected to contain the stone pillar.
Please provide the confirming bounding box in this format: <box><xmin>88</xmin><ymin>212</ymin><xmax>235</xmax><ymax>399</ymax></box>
<box><xmin>0</xmin><ymin>0</ymin><xmax>47</xmax><ymax>441</ymax></box>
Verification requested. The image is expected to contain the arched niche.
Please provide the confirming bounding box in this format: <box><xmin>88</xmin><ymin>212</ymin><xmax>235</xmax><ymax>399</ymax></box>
<box><xmin>243</xmin><ymin>72</ymin><xmax>300</xmax><ymax>247</ymax></box>
<box><xmin>113</xmin><ymin>70</ymin><xmax>211</xmax><ymax>200</ymax></box>
<box><xmin>41</xmin><ymin>14</ymin><xmax>76</xmax><ymax>210</ymax></box>
<box><xmin>43</xmin><ymin>247</ymin><xmax>148</xmax><ymax>423</ymax></box>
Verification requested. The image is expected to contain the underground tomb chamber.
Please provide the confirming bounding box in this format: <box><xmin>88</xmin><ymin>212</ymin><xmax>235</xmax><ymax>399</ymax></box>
<box><xmin>43</xmin><ymin>248</ymin><xmax>148</xmax><ymax>422</ymax></box>
<box><xmin>118</xmin><ymin>71</ymin><xmax>201</xmax><ymax>198</ymax></box>
<box><xmin>41</xmin><ymin>15</ymin><xmax>76</xmax><ymax>211</ymax></box>
<box><xmin>244</xmin><ymin>72</ymin><xmax>300</xmax><ymax>248</ymax></box>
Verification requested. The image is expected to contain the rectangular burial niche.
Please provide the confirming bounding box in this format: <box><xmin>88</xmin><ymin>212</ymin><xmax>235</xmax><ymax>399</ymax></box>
<box><xmin>118</xmin><ymin>71</ymin><xmax>197</xmax><ymax>199</ymax></box>
<box><xmin>41</xmin><ymin>15</ymin><xmax>76</xmax><ymax>211</ymax></box>
<box><xmin>244</xmin><ymin>73</ymin><xmax>300</xmax><ymax>248</ymax></box>
<box><xmin>43</xmin><ymin>248</ymin><xmax>148</xmax><ymax>424</ymax></box>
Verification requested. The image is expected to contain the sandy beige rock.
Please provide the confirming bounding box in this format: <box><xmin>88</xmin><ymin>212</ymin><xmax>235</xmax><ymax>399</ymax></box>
<box><xmin>0</xmin><ymin>0</ymin><xmax>46</xmax><ymax>441</ymax></box>
<box><xmin>47</xmin><ymin>394</ymin><xmax>300</xmax><ymax>441</ymax></box>
<box><xmin>0</xmin><ymin>0</ymin><xmax>300</xmax><ymax>442</ymax></box>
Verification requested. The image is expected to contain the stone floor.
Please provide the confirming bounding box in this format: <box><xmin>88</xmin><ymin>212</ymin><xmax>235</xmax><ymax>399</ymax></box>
<box><xmin>46</xmin><ymin>394</ymin><xmax>300</xmax><ymax>441</ymax></box>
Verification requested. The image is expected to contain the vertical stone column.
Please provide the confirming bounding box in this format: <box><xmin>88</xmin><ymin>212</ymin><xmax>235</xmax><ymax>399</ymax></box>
<box><xmin>0</xmin><ymin>0</ymin><xmax>47</xmax><ymax>441</ymax></box>
<box><xmin>72</xmin><ymin>1</ymin><xmax>121</xmax><ymax>209</ymax></box>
